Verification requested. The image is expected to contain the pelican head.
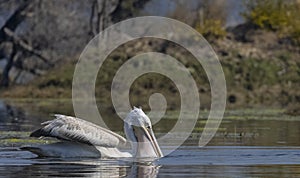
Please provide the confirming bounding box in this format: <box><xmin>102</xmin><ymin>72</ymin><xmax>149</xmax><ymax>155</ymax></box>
<box><xmin>124</xmin><ymin>107</ymin><xmax>163</xmax><ymax>158</ymax></box>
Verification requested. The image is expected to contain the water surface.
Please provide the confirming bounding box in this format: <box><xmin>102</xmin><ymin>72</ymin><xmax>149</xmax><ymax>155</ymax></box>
<box><xmin>0</xmin><ymin>99</ymin><xmax>300</xmax><ymax>177</ymax></box>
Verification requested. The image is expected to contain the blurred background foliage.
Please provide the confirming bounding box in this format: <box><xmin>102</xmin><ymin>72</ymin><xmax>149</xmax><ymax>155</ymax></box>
<box><xmin>243</xmin><ymin>0</ymin><xmax>300</xmax><ymax>44</ymax></box>
<box><xmin>0</xmin><ymin>0</ymin><xmax>299</xmax><ymax>113</ymax></box>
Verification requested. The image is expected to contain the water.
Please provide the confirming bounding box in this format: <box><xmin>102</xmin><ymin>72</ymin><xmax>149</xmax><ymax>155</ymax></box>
<box><xmin>0</xmin><ymin>99</ymin><xmax>300</xmax><ymax>177</ymax></box>
<box><xmin>1</xmin><ymin>146</ymin><xmax>300</xmax><ymax>177</ymax></box>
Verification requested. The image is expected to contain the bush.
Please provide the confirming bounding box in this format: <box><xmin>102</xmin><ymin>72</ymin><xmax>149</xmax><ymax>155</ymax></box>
<box><xmin>243</xmin><ymin>0</ymin><xmax>300</xmax><ymax>44</ymax></box>
<box><xmin>194</xmin><ymin>0</ymin><xmax>228</xmax><ymax>40</ymax></box>
<box><xmin>195</xmin><ymin>19</ymin><xmax>227</xmax><ymax>39</ymax></box>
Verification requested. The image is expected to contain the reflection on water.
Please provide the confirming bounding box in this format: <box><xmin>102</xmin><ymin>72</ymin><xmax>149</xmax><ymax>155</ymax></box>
<box><xmin>1</xmin><ymin>147</ymin><xmax>300</xmax><ymax>177</ymax></box>
<box><xmin>0</xmin><ymin>151</ymin><xmax>160</xmax><ymax>177</ymax></box>
<box><xmin>1</xmin><ymin>99</ymin><xmax>300</xmax><ymax>177</ymax></box>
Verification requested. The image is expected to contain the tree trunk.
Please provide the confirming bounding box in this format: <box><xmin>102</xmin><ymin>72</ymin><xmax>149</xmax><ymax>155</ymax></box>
<box><xmin>0</xmin><ymin>45</ymin><xmax>17</xmax><ymax>87</ymax></box>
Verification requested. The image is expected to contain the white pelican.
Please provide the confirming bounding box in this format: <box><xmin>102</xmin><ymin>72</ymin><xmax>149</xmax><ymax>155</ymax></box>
<box><xmin>21</xmin><ymin>107</ymin><xmax>163</xmax><ymax>158</ymax></box>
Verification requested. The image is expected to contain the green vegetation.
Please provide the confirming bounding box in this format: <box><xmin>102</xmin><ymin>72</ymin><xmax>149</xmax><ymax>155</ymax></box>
<box><xmin>195</xmin><ymin>19</ymin><xmax>227</xmax><ymax>39</ymax></box>
<box><xmin>223</xmin><ymin>56</ymin><xmax>300</xmax><ymax>88</ymax></box>
<box><xmin>1</xmin><ymin>62</ymin><xmax>75</xmax><ymax>98</ymax></box>
<box><xmin>244</xmin><ymin>0</ymin><xmax>300</xmax><ymax>44</ymax></box>
<box><xmin>0</xmin><ymin>131</ymin><xmax>56</xmax><ymax>147</ymax></box>
<box><xmin>0</xmin><ymin>138</ymin><xmax>54</xmax><ymax>147</ymax></box>
<box><xmin>1</xmin><ymin>42</ymin><xmax>299</xmax><ymax>110</ymax></box>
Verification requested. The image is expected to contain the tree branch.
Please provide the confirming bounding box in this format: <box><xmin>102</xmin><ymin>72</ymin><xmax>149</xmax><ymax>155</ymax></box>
<box><xmin>3</xmin><ymin>28</ymin><xmax>53</xmax><ymax>67</ymax></box>
<box><xmin>0</xmin><ymin>0</ymin><xmax>33</xmax><ymax>41</ymax></box>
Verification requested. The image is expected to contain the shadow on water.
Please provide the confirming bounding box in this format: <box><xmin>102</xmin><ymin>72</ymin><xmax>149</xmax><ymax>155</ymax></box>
<box><xmin>1</xmin><ymin>99</ymin><xmax>300</xmax><ymax>177</ymax></box>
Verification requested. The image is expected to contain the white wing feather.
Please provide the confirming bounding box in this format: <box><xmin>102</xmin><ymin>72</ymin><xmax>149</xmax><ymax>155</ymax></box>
<box><xmin>31</xmin><ymin>114</ymin><xmax>126</xmax><ymax>147</ymax></box>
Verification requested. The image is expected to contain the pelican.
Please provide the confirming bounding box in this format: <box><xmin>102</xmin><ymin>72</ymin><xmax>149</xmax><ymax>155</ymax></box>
<box><xmin>21</xmin><ymin>107</ymin><xmax>163</xmax><ymax>158</ymax></box>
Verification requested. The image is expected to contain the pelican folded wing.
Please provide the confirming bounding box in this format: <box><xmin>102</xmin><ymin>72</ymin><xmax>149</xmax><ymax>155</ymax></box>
<box><xmin>30</xmin><ymin>114</ymin><xmax>126</xmax><ymax>147</ymax></box>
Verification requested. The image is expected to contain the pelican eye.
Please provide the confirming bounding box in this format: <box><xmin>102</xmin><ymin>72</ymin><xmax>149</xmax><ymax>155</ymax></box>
<box><xmin>146</xmin><ymin>125</ymin><xmax>151</xmax><ymax>130</ymax></box>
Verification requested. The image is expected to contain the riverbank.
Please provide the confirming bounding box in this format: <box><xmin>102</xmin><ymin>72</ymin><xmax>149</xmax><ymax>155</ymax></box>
<box><xmin>0</xmin><ymin>25</ymin><xmax>299</xmax><ymax>112</ymax></box>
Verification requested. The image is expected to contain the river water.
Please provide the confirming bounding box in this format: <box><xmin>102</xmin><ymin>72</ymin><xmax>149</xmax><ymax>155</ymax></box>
<box><xmin>0</xmin><ymin>99</ymin><xmax>300</xmax><ymax>177</ymax></box>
